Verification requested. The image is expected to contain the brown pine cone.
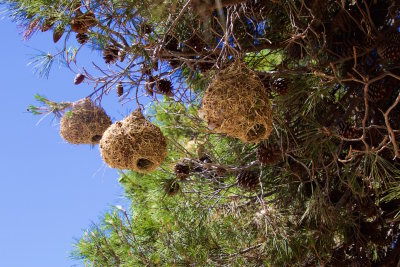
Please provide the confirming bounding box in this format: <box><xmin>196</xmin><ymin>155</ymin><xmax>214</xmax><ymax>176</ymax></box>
<box><xmin>257</xmin><ymin>143</ymin><xmax>282</xmax><ymax>166</ymax></box>
<box><xmin>174</xmin><ymin>162</ymin><xmax>191</xmax><ymax>180</ymax></box>
<box><xmin>236</xmin><ymin>170</ymin><xmax>259</xmax><ymax>191</ymax></box>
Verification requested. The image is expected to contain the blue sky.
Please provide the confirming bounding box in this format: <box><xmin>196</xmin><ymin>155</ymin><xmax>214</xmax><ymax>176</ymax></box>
<box><xmin>0</xmin><ymin>19</ymin><xmax>127</xmax><ymax>267</ymax></box>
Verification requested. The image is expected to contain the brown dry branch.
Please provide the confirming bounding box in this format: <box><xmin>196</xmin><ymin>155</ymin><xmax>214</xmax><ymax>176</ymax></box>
<box><xmin>383</xmin><ymin>92</ymin><xmax>400</xmax><ymax>159</ymax></box>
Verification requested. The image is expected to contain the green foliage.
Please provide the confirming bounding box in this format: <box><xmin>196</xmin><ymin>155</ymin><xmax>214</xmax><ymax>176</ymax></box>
<box><xmin>27</xmin><ymin>94</ymin><xmax>71</xmax><ymax>117</ymax></box>
<box><xmin>28</xmin><ymin>50</ymin><xmax>56</xmax><ymax>79</ymax></box>
<box><xmin>74</xmin><ymin>170</ymin><xmax>269</xmax><ymax>266</ymax></box>
<box><xmin>246</xmin><ymin>49</ymin><xmax>282</xmax><ymax>71</ymax></box>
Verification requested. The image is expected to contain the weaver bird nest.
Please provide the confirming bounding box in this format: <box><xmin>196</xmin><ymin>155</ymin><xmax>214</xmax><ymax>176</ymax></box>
<box><xmin>60</xmin><ymin>98</ymin><xmax>112</xmax><ymax>145</ymax></box>
<box><xmin>200</xmin><ymin>62</ymin><xmax>273</xmax><ymax>143</ymax></box>
<box><xmin>99</xmin><ymin>110</ymin><xmax>167</xmax><ymax>173</ymax></box>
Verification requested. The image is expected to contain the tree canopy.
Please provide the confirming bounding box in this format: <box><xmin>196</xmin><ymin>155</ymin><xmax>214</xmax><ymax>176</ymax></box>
<box><xmin>3</xmin><ymin>0</ymin><xmax>400</xmax><ymax>265</ymax></box>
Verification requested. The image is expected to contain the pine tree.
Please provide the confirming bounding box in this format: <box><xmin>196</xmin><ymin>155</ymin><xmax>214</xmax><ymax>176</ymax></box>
<box><xmin>4</xmin><ymin>0</ymin><xmax>400</xmax><ymax>265</ymax></box>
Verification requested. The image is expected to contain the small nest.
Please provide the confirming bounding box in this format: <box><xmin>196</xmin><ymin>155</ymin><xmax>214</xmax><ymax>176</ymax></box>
<box><xmin>200</xmin><ymin>62</ymin><xmax>273</xmax><ymax>143</ymax></box>
<box><xmin>99</xmin><ymin>110</ymin><xmax>167</xmax><ymax>173</ymax></box>
<box><xmin>60</xmin><ymin>98</ymin><xmax>112</xmax><ymax>145</ymax></box>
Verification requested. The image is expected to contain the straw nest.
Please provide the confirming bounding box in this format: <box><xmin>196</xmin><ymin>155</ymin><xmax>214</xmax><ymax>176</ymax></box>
<box><xmin>199</xmin><ymin>62</ymin><xmax>273</xmax><ymax>143</ymax></box>
<box><xmin>99</xmin><ymin>110</ymin><xmax>167</xmax><ymax>173</ymax></box>
<box><xmin>60</xmin><ymin>98</ymin><xmax>112</xmax><ymax>145</ymax></box>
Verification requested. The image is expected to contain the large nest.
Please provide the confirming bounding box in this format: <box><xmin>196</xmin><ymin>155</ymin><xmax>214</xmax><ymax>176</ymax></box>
<box><xmin>200</xmin><ymin>62</ymin><xmax>273</xmax><ymax>143</ymax></box>
<box><xmin>60</xmin><ymin>98</ymin><xmax>112</xmax><ymax>145</ymax></box>
<box><xmin>99</xmin><ymin>110</ymin><xmax>167</xmax><ymax>173</ymax></box>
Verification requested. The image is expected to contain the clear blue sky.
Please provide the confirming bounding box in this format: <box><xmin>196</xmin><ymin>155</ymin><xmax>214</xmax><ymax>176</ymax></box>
<box><xmin>0</xmin><ymin>19</ymin><xmax>128</xmax><ymax>267</ymax></box>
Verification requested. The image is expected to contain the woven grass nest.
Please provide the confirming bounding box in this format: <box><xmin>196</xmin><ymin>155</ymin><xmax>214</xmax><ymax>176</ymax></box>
<box><xmin>200</xmin><ymin>62</ymin><xmax>273</xmax><ymax>143</ymax></box>
<box><xmin>99</xmin><ymin>110</ymin><xmax>167</xmax><ymax>173</ymax></box>
<box><xmin>60</xmin><ymin>98</ymin><xmax>112</xmax><ymax>145</ymax></box>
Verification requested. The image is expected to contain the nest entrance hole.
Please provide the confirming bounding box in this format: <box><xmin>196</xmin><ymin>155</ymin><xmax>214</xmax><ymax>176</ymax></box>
<box><xmin>136</xmin><ymin>158</ymin><xmax>154</xmax><ymax>170</ymax></box>
<box><xmin>91</xmin><ymin>135</ymin><xmax>102</xmax><ymax>143</ymax></box>
<box><xmin>246</xmin><ymin>124</ymin><xmax>266</xmax><ymax>142</ymax></box>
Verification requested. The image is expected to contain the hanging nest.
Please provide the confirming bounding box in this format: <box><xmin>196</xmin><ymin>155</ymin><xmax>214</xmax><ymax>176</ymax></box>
<box><xmin>60</xmin><ymin>98</ymin><xmax>112</xmax><ymax>145</ymax></box>
<box><xmin>200</xmin><ymin>62</ymin><xmax>273</xmax><ymax>143</ymax></box>
<box><xmin>99</xmin><ymin>110</ymin><xmax>167</xmax><ymax>173</ymax></box>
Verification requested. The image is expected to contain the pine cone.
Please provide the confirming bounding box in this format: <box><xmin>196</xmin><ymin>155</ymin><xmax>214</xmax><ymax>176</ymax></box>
<box><xmin>71</xmin><ymin>19</ymin><xmax>87</xmax><ymax>34</ymax></box>
<box><xmin>378</xmin><ymin>32</ymin><xmax>400</xmax><ymax>63</ymax></box>
<box><xmin>163</xmin><ymin>179</ymin><xmax>180</xmax><ymax>196</ymax></box>
<box><xmin>145</xmin><ymin>76</ymin><xmax>155</xmax><ymax>96</ymax></box>
<box><xmin>41</xmin><ymin>18</ymin><xmax>54</xmax><ymax>32</ymax></box>
<box><xmin>76</xmin><ymin>33</ymin><xmax>89</xmax><ymax>44</ymax></box>
<box><xmin>257</xmin><ymin>143</ymin><xmax>282</xmax><ymax>166</ymax></box>
<box><xmin>53</xmin><ymin>25</ymin><xmax>65</xmax><ymax>43</ymax></box>
<box><xmin>156</xmin><ymin>79</ymin><xmax>173</xmax><ymax>96</ymax></box>
<box><xmin>74</xmin><ymin>73</ymin><xmax>85</xmax><ymax>85</ymax></box>
<box><xmin>378</xmin><ymin>45</ymin><xmax>400</xmax><ymax>62</ymax></box>
<box><xmin>367</xmin><ymin>79</ymin><xmax>394</xmax><ymax>103</ymax></box>
<box><xmin>174</xmin><ymin>162</ymin><xmax>191</xmax><ymax>180</ymax></box>
<box><xmin>272</xmin><ymin>78</ymin><xmax>289</xmax><ymax>95</ymax></box>
<box><xmin>81</xmin><ymin>12</ymin><xmax>97</xmax><ymax>28</ymax></box>
<box><xmin>236</xmin><ymin>170</ymin><xmax>259</xmax><ymax>191</ymax></box>
<box><xmin>116</xmin><ymin>82</ymin><xmax>123</xmax><ymax>97</ymax></box>
<box><xmin>103</xmin><ymin>45</ymin><xmax>119</xmax><ymax>64</ymax></box>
